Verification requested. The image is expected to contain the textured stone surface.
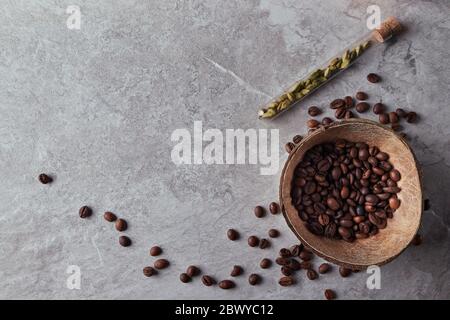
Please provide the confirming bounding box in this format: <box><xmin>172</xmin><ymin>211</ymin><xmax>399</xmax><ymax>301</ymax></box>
<box><xmin>0</xmin><ymin>0</ymin><xmax>449</xmax><ymax>299</ymax></box>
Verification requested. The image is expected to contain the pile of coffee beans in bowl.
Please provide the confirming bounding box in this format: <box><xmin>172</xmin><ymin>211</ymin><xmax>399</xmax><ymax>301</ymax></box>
<box><xmin>291</xmin><ymin>139</ymin><xmax>401</xmax><ymax>242</ymax></box>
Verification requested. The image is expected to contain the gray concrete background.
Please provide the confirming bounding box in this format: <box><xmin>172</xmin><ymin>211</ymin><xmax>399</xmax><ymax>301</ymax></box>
<box><xmin>0</xmin><ymin>0</ymin><xmax>449</xmax><ymax>299</ymax></box>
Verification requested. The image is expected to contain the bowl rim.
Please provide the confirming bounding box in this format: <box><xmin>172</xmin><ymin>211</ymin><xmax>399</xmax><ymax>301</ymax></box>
<box><xmin>279</xmin><ymin>118</ymin><xmax>423</xmax><ymax>269</ymax></box>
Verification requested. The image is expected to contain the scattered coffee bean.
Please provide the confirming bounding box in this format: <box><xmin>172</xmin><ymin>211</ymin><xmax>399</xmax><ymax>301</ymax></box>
<box><xmin>330</xmin><ymin>99</ymin><xmax>345</xmax><ymax>109</ymax></box>
<box><xmin>38</xmin><ymin>173</ymin><xmax>52</xmax><ymax>184</ymax></box>
<box><xmin>344</xmin><ymin>96</ymin><xmax>354</xmax><ymax>108</ymax></box>
<box><xmin>344</xmin><ymin>110</ymin><xmax>354</xmax><ymax>119</ymax></box>
<box><xmin>300</xmin><ymin>261</ymin><xmax>312</xmax><ymax>270</ymax></box>
<box><xmin>248</xmin><ymin>274</ymin><xmax>261</xmax><ymax>286</ymax></box>
<box><xmin>367</xmin><ymin>73</ymin><xmax>380</xmax><ymax>83</ymax></box>
<box><xmin>260</xmin><ymin>258</ymin><xmax>272</xmax><ymax>269</ymax></box>
<box><xmin>308</xmin><ymin>106</ymin><xmax>322</xmax><ymax>117</ymax></box>
<box><xmin>406</xmin><ymin>111</ymin><xmax>418</xmax><ymax>123</ymax></box>
<box><xmin>79</xmin><ymin>206</ymin><xmax>92</xmax><ymax>219</ymax></box>
<box><xmin>339</xmin><ymin>266</ymin><xmax>352</xmax><ymax>277</ymax></box>
<box><xmin>285</xmin><ymin>142</ymin><xmax>295</xmax><ymax>154</ymax></box>
<box><xmin>259</xmin><ymin>238</ymin><xmax>270</xmax><ymax>249</ymax></box>
<box><xmin>324</xmin><ymin>289</ymin><xmax>336</xmax><ymax>300</ymax></box>
<box><xmin>180</xmin><ymin>273</ymin><xmax>191</xmax><ymax>283</ymax></box>
<box><xmin>269</xmin><ymin>202</ymin><xmax>280</xmax><ymax>214</ymax></box>
<box><xmin>289</xmin><ymin>259</ymin><xmax>301</xmax><ymax>271</ymax></box>
<box><xmin>396</xmin><ymin>108</ymin><xmax>407</xmax><ymax>118</ymax></box>
<box><xmin>279</xmin><ymin>248</ymin><xmax>292</xmax><ymax>258</ymax></box>
<box><xmin>248</xmin><ymin>235</ymin><xmax>260</xmax><ymax>247</ymax></box>
<box><xmin>412</xmin><ymin>233</ymin><xmax>423</xmax><ymax>246</ymax></box>
<box><xmin>335</xmin><ymin>107</ymin><xmax>346</xmax><ymax>119</ymax></box>
<box><xmin>104</xmin><ymin>211</ymin><xmax>117</xmax><ymax>222</ymax></box>
<box><xmin>424</xmin><ymin>199</ymin><xmax>430</xmax><ymax>211</ymax></box>
<box><xmin>299</xmin><ymin>250</ymin><xmax>313</xmax><ymax>261</ymax></box>
<box><xmin>275</xmin><ymin>257</ymin><xmax>290</xmax><ymax>266</ymax></box>
<box><xmin>119</xmin><ymin>235</ymin><xmax>131</xmax><ymax>247</ymax></box>
<box><xmin>230</xmin><ymin>265</ymin><xmax>243</xmax><ymax>277</ymax></box>
<box><xmin>227</xmin><ymin>229</ymin><xmax>239</xmax><ymax>241</ymax></box>
<box><xmin>306</xmin><ymin>269</ymin><xmax>318</xmax><ymax>280</ymax></box>
<box><xmin>373</xmin><ymin>103</ymin><xmax>385</xmax><ymax>115</ymax></box>
<box><xmin>388</xmin><ymin>112</ymin><xmax>399</xmax><ymax>124</ymax></box>
<box><xmin>115</xmin><ymin>218</ymin><xmax>127</xmax><ymax>232</ymax></box>
<box><xmin>322</xmin><ymin>117</ymin><xmax>334</xmax><ymax>126</ymax></box>
<box><xmin>355</xmin><ymin>92</ymin><xmax>368</xmax><ymax>100</ymax></box>
<box><xmin>278</xmin><ymin>276</ymin><xmax>295</xmax><ymax>286</ymax></box>
<box><xmin>201</xmin><ymin>275</ymin><xmax>216</xmax><ymax>286</ymax></box>
<box><xmin>318</xmin><ymin>263</ymin><xmax>331</xmax><ymax>274</ymax></box>
<box><xmin>290</xmin><ymin>244</ymin><xmax>302</xmax><ymax>257</ymax></box>
<box><xmin>186</xmin><ymin>265</ymin><xmax>200</xmax><ymax>277</ymax></box>
<box><xmin>254</xmin><ymin>205</ymin><xmax>265</xmax><ymax>218</ymax></box>
<box><xmin>379</xmin><ymin>113</ymin><xmax>389</xmax><ymax>124</ymax></box>
<box><xmin>219</xmin><ymin>280</ymin><xmax>235</xmax><ymax>289</ymax></box>
<box><xmin>143</xmin><ymin>266</ymin><xmax>156</xmax><ymax>277</ymax></box>
<box><xmin>281</xmin><ymin>266</ymin><xmax>292</xmax><ymax>276</ymax></box>
<box><xmin>307</xmin><ymin>119</ymin><xmax>320</xmax><ymax>129</ymax></box>
<box><xmin>356</xmin><ymin>102</ymin><xmax>370</xmax><ymax>113</ymax></box>
<box><xmin>293</xmin><ymin>135</ymin><xmax>303</xmax><ymax>144</ymax></box>
<box><xmin>268</xmin><ymin>229</ymin><xmax>279</xmax><ymax>238</ymax></box>
<box><xmin>150</xmin><ymin>246</ymin><xmax>162</xmax><ymax>256</ymax></box>
<box><xmin>391</xmin><ymin>123</ymin><xmax>402</xmax><ymax>131</ymax></box>
<box><xmin>154</xmin><ymin>259</ymin><xmax>170</xmax><ymax>269</ymax></box>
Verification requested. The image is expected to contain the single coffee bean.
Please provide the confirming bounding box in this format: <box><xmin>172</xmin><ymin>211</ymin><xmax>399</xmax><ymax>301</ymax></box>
<box><xmin>318</xmin><ymin>263</ymin><xmax>331</xmax><ymax>274</ymax></box>
<box><xmin>355</xmin><ymin>92</ymin><xmax>368</xmax><ymax>100</ymax></box>
<box><xmin>269</xmin><ymin>202</ymin><xmax>280</xmax><ymax>214</ymax></box>
<box><xmin>322</xmin><ymin>117</ymin><xmax>334</xmax><ymax>125</ymax></box>
<box><xmin>154</xmin><ymin>259</ymin><xmax>170</xmax><ymax>269</ymax></box>
<box><xmin>307</xmin><ymin>119</ymin><xmax>320</xmax><ymax>128</ymax></box>
<box><xmin>356</xmin><ymin>102</ymin><xmax>370</xmax><ymax>113</ymax></box>
<box><xmin>268</xmin><ymin>229</ymin><xmax>279</xmax><ymax>238</ymax></box>
<box><xmin>324</xmin><ymin>289</ymin><xmax>336</xmax><ymax>300</ymax></box>
<box><xmin>289</xmin><ymin>259</ymin><xmax>301</xmax><ymax>271</ymax></box>
<box><xmin>281</xmin><ymin>266</ymin><xmax>292</xmax><ymax>276</ymax></box>
<box><xmin>248</xmin><ymin>274</ymin><xmax>261</xmax><ymax>286</ymax></box>
<box><xmin>391</xmin><ymin>123</ymin><xmax>402</xmax><ymax>131</ymax></box>
<box><xmin>150</xmin><ymin>246</ymin><xmax>162</xmax><ymax>256</ymax></box>
<box><xmin>104</xmin><ymin>211</ymin><xmax>117</xmax><ymax>222</ymax></box>
<box><xmin>115</xmin><ymin>218</ymin><xmax>127</xmax><ymax>232</ymax></box>
<box><xmin>38</xmin><ymin>173</ymin><xmax>52</xmax><ymax>184</ymax></box>
<box><xmin>335</xmin><ymin>107</ymin><xmax>346</xmax><ymax>119</ymax></box>
<box><xmin>119</xmin><ymin>235</ymin><xmax>131</xmax><ymax>247</ymax></box>
<box><xmin>292</xmin><ymin>135</ymin><xmax>303</xmax><ymax>144</ymax></box>
<box><xmin>79</xmin><ymin>206</ymin><xmax>92</xmax><ymax>219</ymax></box>
<box><xmin>219</xmin><ymin>280</ymin><xmax>235</xmax><ymax>289</ymax></box>
<box><xmin>248</xmin><ymin>235</ymin><xmax>259</xmax><ymax>247</ymax></box>
<box><xmin>201</xmin><ymin>275</ymin><xmax>216</xmax><ymax>286</ymax></box>
<box><xmin>330</xmin><ymin>99</ymin><xmax>345</xmax><ymax>109</ymax></box>
<box><xmin>367</xmin><ymin>73</ymin><xmax>380</xmax><ymax>83</ymax></box>
<box><xmin>300</xmin><ymin>261</ymin><xmax>311</xmax><ymax>270</ymax></box>
<box><xmin>308</xmin><ymin>106</ymin><xmax>322</xmax><ymax>117</ymax></box>
<box><xmin>275</xmin><ymin>257</ymin><xmax>290</xmax><ymax>266</ymax></box>
<box><xmin>339</xmin><ymin>266</ymin><xmax>352</xmax><ymax>277</ymax></box>
<box><xmin>373</xmin><ymin>103</ymin><xmax>385</xmax><ymax>115</ymax></box>
<box><xmin>186</xmin><ymin>265</ymin><xmax>200</xmax><ymax>277</ymax></box>
<box><xmin>180</xmin><ymin>273</ymin><xmax>191</xmax><ymax>283</ymax></box>
<box><xmin>344</xmin><ymin>110</ymin><xmax>354</xmax><ymax>119</ymax></box>
<box><xmin>227</xmin><ymin>229</ymin><xmax>239</xmax><ymax>241</ymax></box>
<box><xmin>307</xmin><ymin>269</ymin><xmax>318</xmax><ymax>280</ymax></box>
<box><xmin>254</xmin><ymin>205</ymin><xmax>265</xmax><ymax>218</ymax></box>
<box><xmin>344</xmin><ymin>96</ymin><xmax>354</xmax><ymax>108</ymax></box>
<box><xmin>406</xmin><ymin>111</ymin><xmax>418</xmax><ymax>123</ymax></box>
<box><xmin>285</xmin><ymin>142</ymin><xmax>295</xmax><ymax>154</ymax></box>
<box><xmin>411</xmin><ymin>233</ymin><xmax>423</xmax><ymax>246</ymax></box>
<box><xmin>143</xmin><ymin>266</ymin><xmax>156</xmax><ymax>277</ymax></box>
<box><xmin>424</xmin><ymin>199</ymin><xmax>430</xmax><ymax>211</ymax></box>
<box><xmin>396</xmin><ymin>108</ymin><xmax>407</xmax><ymax>118</ymax></box>
<box><xmin>390</xmin><ymin>169</ymin><xmax>401</xmax><ymax>182</ymax></box>
<box><xmin>388</xmin><ymin>112</ymin><xmax>399</xmax><ymax>124</ymax></box>
<box><xmin>326</xmin><ymin>197</ymin><xmax>340</xmax><ymax>210</ymax></box>
<box><xmin>260</xmin><ymin>258</ymin><xmax>272</xmax><ymax>269</ymax></box>
<box><xmin>389</xmin><ymin>196</ymin><xmax>401</xmax><ymax>210</ymax></box>
<box><xmin>279</xmin><ymin>248</ymin><xmax>292</xmax><ymax>258</ymax></box>
<box><xmin>290</xmin><ymin>244</ymin><xmax>302</xmax><ymax>257</ymax></box>
<box><xmin>299</xmin><ymin>250</ymin><xmax>313</xmax><ymax>261</ymax></box>
<box><xmin>379</xmin><ymin>113</ymin><xmax>389</xmax><ymax>124</ymax></box>
<box><xmin>259</xmin><ymin>238</ymin><xmax>270</xmax><ymax>249</ymax></box>
<box><xmin>278</xmin><ymin>276</ymin><xmax>295</xmax><ymax>286</ymax></box>
<box><xmin>230</xmin><ymin>265</ymin><xmax>243</xmax><ymax>277</ymax></box>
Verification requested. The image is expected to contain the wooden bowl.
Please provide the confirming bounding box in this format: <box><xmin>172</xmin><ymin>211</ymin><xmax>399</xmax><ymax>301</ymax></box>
<box><xmin>280</xmin><ymin>119</ymin><xmax>423</xmax><ymax>269</ymax></box>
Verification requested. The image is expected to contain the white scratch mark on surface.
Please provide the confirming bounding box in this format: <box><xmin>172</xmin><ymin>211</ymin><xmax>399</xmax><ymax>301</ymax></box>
<box><xmin>91</xmin><ymin>237</ymin><xmax>104</xmax><ymax>266</ymax></box>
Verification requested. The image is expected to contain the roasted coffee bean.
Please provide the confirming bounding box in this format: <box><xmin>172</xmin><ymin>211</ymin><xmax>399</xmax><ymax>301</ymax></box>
<box><xmin>326</xmin><ymin>197</ymin><xmax>340</xmax><ymax>210</ymax></box>
<box><xmin>356</xmin><ymin>102</ymin><xmax>370</xmax><ymax>113</ymax></box>
<box><xmin>367</xmin><ymin>73</ymin><xmax>380</xmax><ymax>83</ymax></box>
<box><xmin>285</xmin><ymin>142</ymin><xmax>295</xmax><ymax>154</ymax></box>
<box><xmin>344</xmin><ymin>96</ymin><xmax>354</xmax><ymax>108</ymax></box>
<box><xmin>379</xmin><ymin>113</ymin><xmax>389</xmax><ymax>124</ymax></box>
<box><xmin>230</xmin><ymin>265</ymin><xmax>243</xmax><ymax>277</ymax></box>
<box><xmin>299</xmin><ymin>250</ymin><xmax>313</xmax><ymax>261</ymax></box>
<box><xmin>268</xmin><ymin>229</ymin><xmax>279</xmax><ymax>238</ymax></box>
<box><xmin>219</xmin><ymin>280</ymin><xmax>235</xmax><ymax>289</ymax></box>
<box><xmin>227</xmin><ymin>229</ymin><xmax>239</xmax><ymax>241</ymax></box>
<box><xmin>278</xmin><ymin>276</ymin><xmax>295</xmax><ymax>286</ymax></box>
<box><xmin>186</xmin><ymin>265</ymin><xmax>200</xmax><ymax>277</ymax></box>
<box><xmin>307</xmin><ymin>119</ymin><xmax>320</xmax><ymax>128</ymax></box>
<box><xmin>308</xmin><ymin>106</ymin><xmax>322</xmax><ymax>117</ymax></box>
<box><xmin>324</xmin><ymin>289</ymin><xmax>336</xmax><ymax>300</ymax></box>
<box><xmin>119</xmin><ymin>235</ymin><xmax>131</xmax><ymax>247</ymax></box>
<box><xmin>307</xmin><ymin>269</ymin><xmax>318</xmax><ymax>280</ymax></box>
<box><xmin>344</xmin><ymin>110</ymin><xmax>354</xmax><ymax>119</ymax></box>
<box><xmin>248</xmin><ymin>274</ymin><xmax>261</xmax><ymax>286</ymax></box>
<box><xmin>306</xmin><ymin>222</ymin><xmax>324</xmax><ymax>236</ymax></box>
<box><xmin>389</xmin><ymin>112</ymin><xmax>399</xmax><ymax>124</ymax></box>
<box><xmin>259</xmin><ymin>238</ymin><xmax>270</xmax><ymax>249</ymax></box>
<box><xmin>339</xmin><ymin>266</ymin><xmax>352</xmax><ymax>277</ymax></box>
<box><xmin>293</xmin><ymin>134</ymin><xmax>303</xmax><ymax>144</ymax></box>
<box><xmin>389</xmin><ymin>196</ymin><xmax>401</xmax><ymax>210</ymax></box>
<box><xmin>406</xmin><ymin>111</ymin><xmax>418</xmax><ymax>123</ymax></box>
<box><xmin>279</xmin><ymin>248</ymin><xmax>292</xmax><ymax>258</ymax></box>
<box><xmin>322</xmin><ymin>117</ymin><xmax>334</xmax><ymax>125</ymax></box>
<box><xmin>154</xmin><ymin>259</ymin><xmax>169</xmax><ymax>269</ymax></box>
<box><xmin>150</xmin><ymin>246</ymin><xmax>162</xmax><ymax>256</ymax></box>
<box><xmin>290</xmin><ymin>245</ymin><xmax>302</xmax><ymax>257</ymax></box>
<box><xmin>260</xmin><ymin>258</ymin><xmax>272</xmax><ymax>269</ymax></box>
<box><xmin>355</xmin><ymin>92</ymin><xmax>368</xmax><ymax>100</ymax></box>
<box><xmin>115</xmin><ymin>218</ymin><xmax>127</xmax><ymax>232</ymax></box>
<box><xmin>281</xmin><ymin>266</ymin><xmax>292</xmax><ymax>276</ymax></box>
<box><xmin>104</xmin><ymin>211</ymin><xmax>117</xmax><ymax>222</ymax></box>
<box><xmin>269</xmin><ymin>202</ymin><xmax>280</xmax><ymax>214</ymax></box>
<box><xmin>411</xmin><ymin>233</ymin><xmax>423</xmax><ymax>246</ymax></box>
<box><xmin>254</xmin><ymin>205</ymin><xmax>265</xmax><ymax>218</ymax></box>
<box><xmin>248</xmin><ymin>236</ymin><xmax>259</xmax><ymax>247</ymax></box>
<box><xmin>318</xmin><ymin>263</ymin><xmax>331</xmax><ymax>274</ymax></box>
<box><xmin>79</xmin><ymin>206</ymin><xmax>92</xmax><ymax>219</ymax></box>
<box><xmin>396</xmin><ymin>108</ymin><xmax>407</xmax><ymax>118</ymax></box>
<box><xmin>338</xmin><ymin>226</ymin><xmax>352</xmax><ymax>238</ymax></box>
<box><xmin>180</xmin><ymin>273</ymin><xmax>191</xmax><ymax>283</ymax></box>
<box><xmin>304</xmin><ymin>181</ymin><xmax>317</xmax><ymax>194</ymax></box>
<box><xmin>289</xmin><ymin>259</ymin><xmax>301</xmax><ymax>271</ymax></box>
<box><xmin>335</xmin><ymin>107</ymin><xmax>346</xmax><ymax>119</ymax></box>
<box><xmin>276</xmin><ymin>257</ymin><xmax>290</xmax><ymax>266</ymax></box>
<box><xmin>325</xmin><ymin>222</ymin><xmax>337</xmax><ymax>238</ymax></box>
<box><xmin>143</xmin><ymin>266</ymin><xmax>156</xmax><ymax>277</ymax></box>
<box><xmin>202</xmin><ymin>275</ymin><xmax>216</xmax><ymax>286</ymax></box>
<box><xmin>38</xmin><ymin>173</ymin><xmax>52</xmax><ymax>184</ymax></box>
<box><xmin>330</xmin><ymin>99</ymin><xmax>345</xmax><ymax>109</ymax></box>
<box><xmin>318</xmin><ymin>213</ymin><xmax>330</xmax><ymax>226</ymax></box>
<box><xmin>390</xmin><ymin>169</ymin><xmax>401</xmax><ymax>182</ymax></box>
<box><xmin>373</xmin><ymin>103</ymin><xmax>385</xmax><ymax>114</ymax></box>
